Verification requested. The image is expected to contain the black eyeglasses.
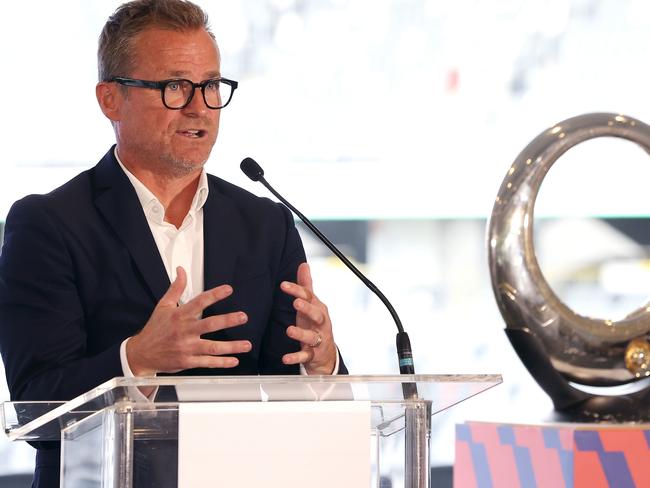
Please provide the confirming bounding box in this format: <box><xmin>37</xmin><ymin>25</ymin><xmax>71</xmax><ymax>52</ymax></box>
<box><xmin>109</xmin><ymin>77</ymin><xmax>238</xmax><ymax>110</ymax></box>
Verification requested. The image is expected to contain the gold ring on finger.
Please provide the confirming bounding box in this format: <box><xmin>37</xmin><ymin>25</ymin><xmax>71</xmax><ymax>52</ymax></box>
<box><xmin>309</xmin><ymin>333</ymin><xmax>322</xmax><ymax>348</ymax></box>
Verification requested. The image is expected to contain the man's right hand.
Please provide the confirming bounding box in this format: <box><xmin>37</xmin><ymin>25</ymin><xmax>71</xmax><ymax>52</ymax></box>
<box><xmin>126</xmin><ymin>266</ymin><xmax>251</xmax><ymax>376</ymax></box>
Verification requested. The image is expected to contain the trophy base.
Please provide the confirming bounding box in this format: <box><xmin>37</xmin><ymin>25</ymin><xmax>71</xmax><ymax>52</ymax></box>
<box><xmin>506</xmin><ymin>328</ymin><xmax>650</xmax><ymax>423</ymax></box>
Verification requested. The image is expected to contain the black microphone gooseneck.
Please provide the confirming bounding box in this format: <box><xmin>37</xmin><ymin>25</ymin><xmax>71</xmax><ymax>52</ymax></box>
<box><xmin>240</xmin><ymin>157</ymin><xmax>416</xmax><ymax>383</ymax></box>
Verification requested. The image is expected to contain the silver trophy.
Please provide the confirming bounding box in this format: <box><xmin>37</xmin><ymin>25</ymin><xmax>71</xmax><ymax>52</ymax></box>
<box><xmin>488</xmin><ymin>113</ymin><xmax>650</xmax><ymax>422</ymax></box>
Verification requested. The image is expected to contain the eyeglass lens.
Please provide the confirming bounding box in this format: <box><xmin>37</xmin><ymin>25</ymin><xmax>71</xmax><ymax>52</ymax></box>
<box><xmin>163</xmin><ymin>80</ymin><xmax>232</xmax><ymax>109</ymax></box>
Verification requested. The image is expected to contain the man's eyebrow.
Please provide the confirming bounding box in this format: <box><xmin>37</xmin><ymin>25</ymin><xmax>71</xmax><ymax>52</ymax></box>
<box><xmin>168</xmin><ymin>70</ymin><xmax>221</xmax><ymax>79</ymax></box>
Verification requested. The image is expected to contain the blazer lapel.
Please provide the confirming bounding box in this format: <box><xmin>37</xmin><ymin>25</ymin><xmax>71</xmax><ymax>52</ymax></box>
<box><xmin>92</xmin><ymin>148</ymin><xmax>170</xmax><ymax>302</ymax></box>
<box><xmin>202</xmin><ymin>177</ymin><xmax>242</xmax><ymax>291</ymax></box>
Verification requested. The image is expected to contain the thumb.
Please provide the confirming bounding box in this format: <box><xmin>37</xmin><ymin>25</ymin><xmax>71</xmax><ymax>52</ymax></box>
<box><xmin>297</xmin><ymin>262</ymin><xmax>313</xmax><ymax>291</ymax></box>
<box><xmin>158</xmin><ymin>266</ymin><xmax>187</xmax><ymax>307</ymax></box>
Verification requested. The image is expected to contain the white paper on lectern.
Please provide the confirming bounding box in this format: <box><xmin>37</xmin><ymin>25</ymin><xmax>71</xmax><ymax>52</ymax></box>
<box><xmin>178</xmin><ymin>401</ymin><xmax>371</xmax><ymax>488</ymax></box>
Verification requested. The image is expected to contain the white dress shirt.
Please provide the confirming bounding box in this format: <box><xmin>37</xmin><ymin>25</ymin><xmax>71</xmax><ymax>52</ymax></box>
<box><xmin>116</xmin><ymin>153</ymin><xmax>208</xmax><ymax>304</ymax></box>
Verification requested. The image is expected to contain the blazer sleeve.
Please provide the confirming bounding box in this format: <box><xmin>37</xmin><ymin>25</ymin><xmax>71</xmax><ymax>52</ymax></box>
<box><xmin>0</xmin><ymin>196</ymin><xmax>123</xmax><ymax>401</ymax></box>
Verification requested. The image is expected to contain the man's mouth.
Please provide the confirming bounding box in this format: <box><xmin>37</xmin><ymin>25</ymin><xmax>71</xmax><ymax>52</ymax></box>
<box><xmin>177</xmin><ymin>129</ymin><xmax>207</xmax><ymax>138</ymax></box>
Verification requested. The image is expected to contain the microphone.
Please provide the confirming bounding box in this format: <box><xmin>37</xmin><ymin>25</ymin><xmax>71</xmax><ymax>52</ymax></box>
<box><xmin>240</xmin><ymin>157</ymin><xmax>417</xmax><ymax>384</ymax></box>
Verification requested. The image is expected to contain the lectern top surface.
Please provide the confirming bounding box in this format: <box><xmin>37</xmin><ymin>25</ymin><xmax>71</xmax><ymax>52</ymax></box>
<box><xmin>2</xmin><ymin>374</ymin><xmax>502</xmax><ymax>441</ymax></box>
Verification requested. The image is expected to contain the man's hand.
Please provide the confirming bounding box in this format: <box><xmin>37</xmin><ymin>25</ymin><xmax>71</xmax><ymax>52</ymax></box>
<box><xmin>127</xmin><ymin>267</ymin><xmax>251</xmax><ymax>376</ymax></box>
<box><xmin>280</xmin><ymin>263</ymin><xmax>337</xmax><ymax>374</ymax></box>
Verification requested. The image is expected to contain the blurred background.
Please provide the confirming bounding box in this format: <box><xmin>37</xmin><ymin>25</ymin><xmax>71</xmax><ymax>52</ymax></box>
<box><xmin>2</xmin><ymin>0</ymin><xmax>650</xmax><ymax>482</ymax></box>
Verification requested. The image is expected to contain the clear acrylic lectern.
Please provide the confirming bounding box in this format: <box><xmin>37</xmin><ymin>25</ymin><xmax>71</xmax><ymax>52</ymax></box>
<box><xmin>2</xmin><ymin>374</ymin><xmax>500</xmax><ymax>487</ymax></box>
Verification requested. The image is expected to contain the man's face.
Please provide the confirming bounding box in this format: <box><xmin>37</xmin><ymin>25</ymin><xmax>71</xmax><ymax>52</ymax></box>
<box><xmin>113</xmin><ymin>27</ymin><xmax>222</xmax><ymax>175</ymax></box>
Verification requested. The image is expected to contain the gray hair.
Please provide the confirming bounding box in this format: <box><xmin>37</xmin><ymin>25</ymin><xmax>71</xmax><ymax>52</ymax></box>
<box><xmin>98</xmin><ymin>0</ymin><xmax>215</xmax><ymax>81</ymax></box>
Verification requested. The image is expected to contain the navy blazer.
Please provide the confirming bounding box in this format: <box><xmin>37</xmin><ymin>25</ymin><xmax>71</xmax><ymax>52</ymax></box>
<box><xmin>0</xmin><ymin>147</ymin><xmax>347</xmax><ymax>486</ymax></box>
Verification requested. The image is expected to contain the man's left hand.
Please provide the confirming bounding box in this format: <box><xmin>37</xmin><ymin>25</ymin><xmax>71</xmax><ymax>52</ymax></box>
<box><xmin>280</xmin><ymin>262</ymin><xmax>337</xmax><ymax>374</ymax></box>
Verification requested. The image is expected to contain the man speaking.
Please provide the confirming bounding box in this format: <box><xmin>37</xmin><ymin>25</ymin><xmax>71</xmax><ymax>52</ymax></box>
<box><xmin>0</xmin><ymin>1</ymin><xmax>344</xmax><ymax>486</ymax></box>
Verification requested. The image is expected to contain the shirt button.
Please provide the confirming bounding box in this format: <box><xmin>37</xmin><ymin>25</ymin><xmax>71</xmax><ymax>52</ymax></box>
<box><xmin>152</xmin><ymin>206</ymin><xmax>160</xmax><ymax>214</ymax></box>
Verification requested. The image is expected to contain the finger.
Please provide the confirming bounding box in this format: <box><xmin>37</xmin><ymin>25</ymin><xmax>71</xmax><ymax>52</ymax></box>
<box><xmin>293</xmin><ymin>298</ymin><xmax>326</xmax><ymax>326</ymax></box>
<box><xmin>158</xmin><ymin>266</ymin><xmax>188</xmax><ymax>307</ymax></box>
<box><xmin>280</xmin><ymin>280</ymin><xmax>313</xmax><ymax>301</ymax></box>
<box><xmin>287</xmin><ymin>325</ymin><xmax>322</xmax><ymax>345</ymax></box>
<box><xmin>297</xmin><ymin>262</ymin><xmax>313</xmax><ymax>291</ymax></box>
<box><xmin>193</xmin><ymin>311</ymin><xmax>248</xmax><ymax>335</ymax></box>
<box><xmin>183</xmin><ymin>284</ymin><xmax>233</xmax><ymax>317</ymax></box>
<box><xmin>197</xmin><ymin>339</ymin><xmax>252</xmax><ymax>357</ymax></box>
<box><xmin>282</xmin><ymin>349</ymin><xmax>315</xmax><ymax>365</ymax></box>
<box><xmin>186</xmin><ymin>355</ymin><xmax>240</xmax><ymax>369</ymax></box>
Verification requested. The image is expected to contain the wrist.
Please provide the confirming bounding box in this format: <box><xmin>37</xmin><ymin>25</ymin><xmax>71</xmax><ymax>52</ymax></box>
<box><xmin>126</xmin><ymin>335</ymin><xmax>156</xmax><ymax>376</ymax></box>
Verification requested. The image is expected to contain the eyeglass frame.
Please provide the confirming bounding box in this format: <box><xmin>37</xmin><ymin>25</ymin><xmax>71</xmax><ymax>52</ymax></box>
<box><xmin>108</xmin><ymin>76</ymin><xmax>239</xmax><ymax>110</ymax></box>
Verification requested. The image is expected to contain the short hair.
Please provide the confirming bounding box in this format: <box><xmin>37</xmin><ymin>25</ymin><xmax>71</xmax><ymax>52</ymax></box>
<box><xmin>98</xmin><ymin>0</ymin><xmax>215</xmax><ymax>81</ymax></box>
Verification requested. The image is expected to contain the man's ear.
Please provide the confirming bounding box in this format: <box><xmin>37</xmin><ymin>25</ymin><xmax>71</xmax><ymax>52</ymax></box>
<box><xmin>96</xmin><ymin>81</ymin><xmax>123</xmax><ymax>121</ymax></box>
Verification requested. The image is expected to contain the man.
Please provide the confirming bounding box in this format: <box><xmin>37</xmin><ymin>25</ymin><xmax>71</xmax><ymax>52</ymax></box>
<box><xmin>0</xmin><ymin>1</ymin><xmax>344</xmax><ymax>486</ymax></box>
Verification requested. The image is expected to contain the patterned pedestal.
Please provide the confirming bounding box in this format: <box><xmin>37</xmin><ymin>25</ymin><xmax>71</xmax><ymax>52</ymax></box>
<box><xmin>455</xmin><ymin>421</ymin><xmax>650</xmax><ymax>488</ymax></box>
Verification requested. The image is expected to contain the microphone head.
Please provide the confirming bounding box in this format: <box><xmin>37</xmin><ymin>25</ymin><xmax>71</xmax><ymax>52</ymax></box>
<box><xmin>240</xmin><ymin>157</ymin><xmax>265</xmax><ymax>182</ymax></box>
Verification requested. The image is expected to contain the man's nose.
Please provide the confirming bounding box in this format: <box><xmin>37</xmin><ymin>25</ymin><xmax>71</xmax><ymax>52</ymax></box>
<box><xmin>182</xmin><ymin>87</ymin><xmax>209</xmax><ymax>116</ymax></box>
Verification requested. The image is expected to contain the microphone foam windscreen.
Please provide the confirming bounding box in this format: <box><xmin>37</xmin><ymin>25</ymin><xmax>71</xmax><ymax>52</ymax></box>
<box><xmin>240</xmin><ymin>157</ymin><xmax>264</xmax><ymax>181</ymax></box>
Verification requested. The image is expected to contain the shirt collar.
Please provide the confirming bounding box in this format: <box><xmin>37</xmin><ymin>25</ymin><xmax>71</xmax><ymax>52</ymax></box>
<box><xmin>114</xmin><ymin>147</ymin><xmax>209</xmax><ymax>222</ymax></box>
<box><xmin>192</xmin><ymin>170</ymin><xmax>209</xmax><ymax>212</ymax></box>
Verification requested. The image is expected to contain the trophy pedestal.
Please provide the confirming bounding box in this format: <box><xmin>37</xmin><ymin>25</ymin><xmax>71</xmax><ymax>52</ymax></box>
<box><xmin>455</xmin><ymin>421</ymin><xmax>650</xmax><ymax>488</ymax></box>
